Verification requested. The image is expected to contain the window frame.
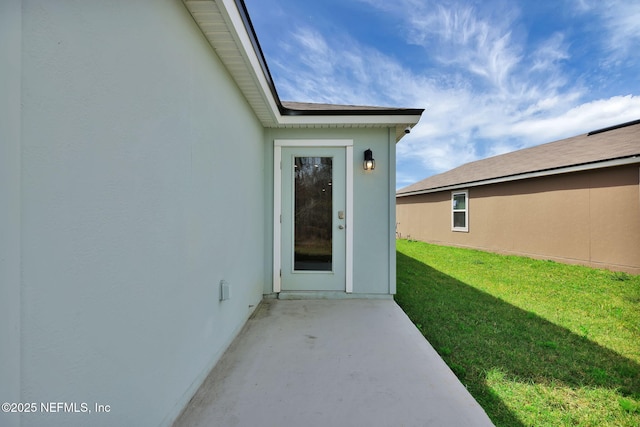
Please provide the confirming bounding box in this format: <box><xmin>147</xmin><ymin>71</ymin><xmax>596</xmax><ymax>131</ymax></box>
<box><xmin>451</xmin><ymin>190</ymin><xmax>469</xmax><ymax>232</ymax></box>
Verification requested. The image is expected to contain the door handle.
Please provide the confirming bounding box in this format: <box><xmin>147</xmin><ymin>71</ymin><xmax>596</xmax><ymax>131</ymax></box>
<box><xmin>338</xmin><ymin>225</ymin><xmax>345</xmax><ymax>229</ymax></box>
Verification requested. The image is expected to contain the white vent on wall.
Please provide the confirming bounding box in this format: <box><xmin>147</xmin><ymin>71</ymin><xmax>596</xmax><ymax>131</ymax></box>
<box><xmin>220</xmin><ymin>280</ymin><xmax>230</xmax><ymax>301</ymax></box>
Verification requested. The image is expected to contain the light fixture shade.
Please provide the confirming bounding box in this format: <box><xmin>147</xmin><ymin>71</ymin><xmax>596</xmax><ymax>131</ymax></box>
<box><xmin>364</xmin><ymin>149</ymin><xmax>375</xmax><ymax>171</ymax></box>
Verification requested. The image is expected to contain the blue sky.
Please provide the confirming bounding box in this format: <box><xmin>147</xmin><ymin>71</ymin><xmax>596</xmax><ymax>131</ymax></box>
<box><xmin>244</xmin><ymin>0</ymin><xmax>640</xmax><ymax>189</ymax></box>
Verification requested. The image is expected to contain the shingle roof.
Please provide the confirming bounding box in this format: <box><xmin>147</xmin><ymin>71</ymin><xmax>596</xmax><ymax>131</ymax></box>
<box><xmin>397</xmin><ymin>119</ymin><xmax>640</xmax><ymax>196</ymax></box>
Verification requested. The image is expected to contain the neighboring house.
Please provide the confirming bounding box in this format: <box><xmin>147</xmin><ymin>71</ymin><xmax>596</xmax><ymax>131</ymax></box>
<box><xmin>0</xmin><ymin>1</ymin><xmax>423</xmax><ymax>426</ymax></box>
<box><xmin>396</xmin><ymin>119</ymin><xmax>640</xmax><ymax>275</ymax></box>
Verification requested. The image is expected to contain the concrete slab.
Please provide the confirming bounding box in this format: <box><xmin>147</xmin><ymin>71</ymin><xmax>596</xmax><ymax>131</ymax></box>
<box><xmin>173</xmin><ymin>299</ymin><xmax>494</xmax><ymax>427</ymax></box>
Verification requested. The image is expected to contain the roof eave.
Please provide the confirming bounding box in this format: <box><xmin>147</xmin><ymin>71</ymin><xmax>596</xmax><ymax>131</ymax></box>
<box><xmin>396</xmin><ymin>155</ymin><xmax>640</xmax><ymax>197</ymax></box>
<box><xmin>183</xmin><ymin>0</ymin><xmax>424</xmax><ymax>135</ymax></box>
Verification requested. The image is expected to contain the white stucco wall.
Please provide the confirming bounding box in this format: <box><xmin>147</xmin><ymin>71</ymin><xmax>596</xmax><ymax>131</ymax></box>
<box><xmin>0</xmin><ymin>2</ymin><xmax>22</xmax><ymax>427</ymax></box>
<box><xmin>15</xmin><ymin>1</ymin><xmax>265</xmax><ymax>426</ymax></box>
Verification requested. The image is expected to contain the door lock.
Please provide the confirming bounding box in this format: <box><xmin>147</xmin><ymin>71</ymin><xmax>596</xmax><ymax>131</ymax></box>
<box><xmin>338</xmin><ymin>210</ymin><xmax>345</xmax><ymax>219</ymax></box>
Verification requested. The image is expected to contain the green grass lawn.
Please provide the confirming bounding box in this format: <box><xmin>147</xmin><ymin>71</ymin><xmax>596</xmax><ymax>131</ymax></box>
<box><xmin>395</xmin><ymin>239</ymin><xmax>640</xmax><ymax>427</ymax></box>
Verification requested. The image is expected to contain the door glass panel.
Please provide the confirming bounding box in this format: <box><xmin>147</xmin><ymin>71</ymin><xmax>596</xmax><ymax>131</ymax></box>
<box><xmin>294</xmin><ymin>156</ymin><xmax>332</xmax><ymax>271</ymax></box>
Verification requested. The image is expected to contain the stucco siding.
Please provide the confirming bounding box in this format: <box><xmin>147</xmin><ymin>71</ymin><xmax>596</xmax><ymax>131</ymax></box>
<box><xmin>589</xmin><ymin>167</ymin><xmax>640</xmax><ymax>269</ymax></box>
<box><xmin>18</xmin><ymin>1</ymin><xmax>265</xmax><ymax>426</ymax></box>
<box><xmin>353</xmin><ymin>129</ymin><xmax>396</xmax><ymax>294</ymax></box>
<box><xmin>0</xmin><ymin>2</ymin><xmax>22</xmax><ymax>426</ymax></box>
<box><xmin>470</xmin><ymin>177</ymin><xmax>591</xmax><ymax>260</ymax></box>
<box><xmin>397</xmin><ymin>165</ymin><xmax>640</xmax><ymax>274</ymax></box>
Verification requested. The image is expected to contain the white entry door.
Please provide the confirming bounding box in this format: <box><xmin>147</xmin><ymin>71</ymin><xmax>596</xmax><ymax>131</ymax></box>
<box><xmin>274</xmin><ymin>141</ymin><xmax>353</xmax><ymax>293</ymax></box>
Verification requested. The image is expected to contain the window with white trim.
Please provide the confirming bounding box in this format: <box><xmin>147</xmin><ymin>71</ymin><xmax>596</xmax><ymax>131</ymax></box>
<box><xmin>452</xmin><ymin>190</ymin><xmax>468</xmax><ymax>232</ymax></box>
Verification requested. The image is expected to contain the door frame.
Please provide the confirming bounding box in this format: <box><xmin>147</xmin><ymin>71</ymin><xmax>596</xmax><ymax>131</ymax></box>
<box><xmin>273</xmin><ymin>139</ymin><xmax>353</xmax><ymax>293</ymax></box>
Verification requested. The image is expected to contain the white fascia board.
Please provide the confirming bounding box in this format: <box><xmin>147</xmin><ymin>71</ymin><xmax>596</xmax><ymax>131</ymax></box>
<box><xmin>217</xmin><ymin>0</ymin><xmax>281</xmax><ymax>123</ymax></box>
<box><xmin>397</xmin><ymin>156</ymin><xmax>640</xmax><ymax>197</ymax></box>
<box><xmin>277</xmin><ymin>114</ymin><xmax>423</xmax><ymax>127</ymax></box>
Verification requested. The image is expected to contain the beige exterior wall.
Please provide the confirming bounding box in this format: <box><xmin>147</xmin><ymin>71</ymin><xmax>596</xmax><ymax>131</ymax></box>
<box><xmin>396</xmin><ymin>164</ymin><xmax>640</xmax><ymax>274</ymax></box>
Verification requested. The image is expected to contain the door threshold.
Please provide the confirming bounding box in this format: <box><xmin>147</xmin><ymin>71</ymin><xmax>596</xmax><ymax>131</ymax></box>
<box><xmin>276</xmin><ymin>291</ymin><xmax>393</xmax><ymax>300</ymax></box>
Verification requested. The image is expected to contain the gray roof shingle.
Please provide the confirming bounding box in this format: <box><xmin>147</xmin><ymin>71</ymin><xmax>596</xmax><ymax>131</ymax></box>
<box><xmin>397</xmin><ymin>119</ymin><xmax>640</xmax><ymax>196</ymax></box>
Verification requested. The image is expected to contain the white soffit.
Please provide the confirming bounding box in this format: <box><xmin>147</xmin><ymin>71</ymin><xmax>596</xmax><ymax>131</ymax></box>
<box><xmin>182</xmin><ymin>0</ymin><xmax>422</xmax><ymax>136</ymax></box>
<box><xmin>183</xmin><ymin>0</ymin><xmax>279</xmax><ymax>126</ymax></box>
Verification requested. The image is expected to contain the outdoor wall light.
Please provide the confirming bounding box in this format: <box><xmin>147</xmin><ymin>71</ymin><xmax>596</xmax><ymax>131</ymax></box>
<box><xmin>363</xmin><ymin>149</ymin><xmax>375</xmax><ymax>171</ymax></box>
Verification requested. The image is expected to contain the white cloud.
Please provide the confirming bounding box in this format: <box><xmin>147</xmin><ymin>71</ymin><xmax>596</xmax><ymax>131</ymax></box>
<box><xmin>509</xmin><ymin>95</ymin><xmax>640</xmax><ymax>142</ymax></box>
<box><xmin>402</xmin><ymin>2</ymin><xmax>522</xmax><ymax>92</ymax></box>
<box><xmin>604</xmin><ymin>3</ymin><xmax>640</xmax><ymax>59</ymax></box>
<box><xmin>530</xmin><ymin>33</ymin><xmax>569</xmax><ymax>73</ymax></box>
<box><xmin>400</xmin><ymin>130</ymin><xmax>478</xmax><ymax>173</ymax></box>
<box><xmin>572</xmin><ymin>0</ymin><xmax>640</xmax><ymax>62</ymax></box>
<box><xmin>290</xmin><ymin>28</ymin><xmax>332</xmax><ymax>73</ymax></box>
<box><xmin>571</xmin><ymin>0</ymin><xmax>596</xmax><ymax>12</ymax></box>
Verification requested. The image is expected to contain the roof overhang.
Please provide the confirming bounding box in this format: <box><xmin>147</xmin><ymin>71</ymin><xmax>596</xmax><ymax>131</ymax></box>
<box><xmin>182</xmin><ymin>0</ymin><xmax>423</xmax><ymax>141</ymax></box>
<box><xmin>396</xmin><ymin>155</ymin><xmax>640</xmax><ymax>197</ymax></box>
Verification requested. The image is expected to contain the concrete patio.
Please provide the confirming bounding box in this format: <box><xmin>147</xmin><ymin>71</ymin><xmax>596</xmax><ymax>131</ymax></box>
<box><xmin>173</xmin><ymin>298</ymin><xmax>494</xmax><ymax>427</ymax></box>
